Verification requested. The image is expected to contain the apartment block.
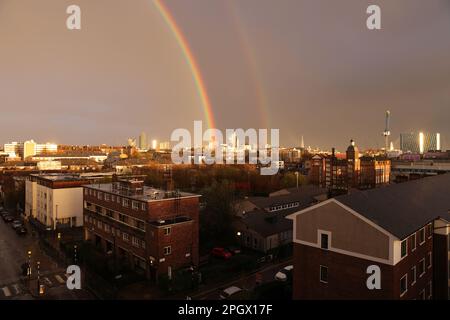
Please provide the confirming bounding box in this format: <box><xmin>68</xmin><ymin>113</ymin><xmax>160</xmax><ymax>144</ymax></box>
<box><xmin>83</xmin><ymin>179</ymin><xmax>200</xmax><ymax>280</ymax></box>
<box><xmin>288</xmin><ymin>174</ymin><xmax>450</xmax><ymax>299</ymax></box>
<box><xmin>25</xmin><ymin>174</ymin><xmax>89</xmax><ymax>229</ymax></box>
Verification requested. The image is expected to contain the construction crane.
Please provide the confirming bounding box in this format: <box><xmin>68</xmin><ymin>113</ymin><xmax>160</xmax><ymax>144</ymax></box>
<box><xmin>383</xmin><ymin>110</ymin><xmax>391</xmax><ymax>151</ymax></box>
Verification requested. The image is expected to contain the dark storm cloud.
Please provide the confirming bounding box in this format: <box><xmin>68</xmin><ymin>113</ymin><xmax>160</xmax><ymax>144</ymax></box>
<box><xmin>0</xmin><ymin>0</ymin><xmax>449</xmax><ymax>150</ymax></box>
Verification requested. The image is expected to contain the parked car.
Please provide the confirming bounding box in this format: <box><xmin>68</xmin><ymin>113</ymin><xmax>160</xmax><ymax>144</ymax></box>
<box><xmin>219</xmin><ymin>286</ymin><xmax>243</xmax><ymax>300</ymax></box>
<box><xmin>16</xmin><ymin>227</ymin><xmax>28</xmax><ymax>236</ymax></box>
<box><xmin>274</xmin><ymin>265</ymin><xmax>294</xmax><ymax>282</ymax></box>
<box><xmin>11</xmin><ymin>220</ymin><xmax>23</xmax><ymax>229</ymax></box>
<box><xmin>211</xmin><ymin>247</ymin><xmax>232</xmax><ymax>259</ymax></box>
<box><xmin>3</xmin><ymin>215</ymin><xmax>14</xmax><ymax>223</ymax></box>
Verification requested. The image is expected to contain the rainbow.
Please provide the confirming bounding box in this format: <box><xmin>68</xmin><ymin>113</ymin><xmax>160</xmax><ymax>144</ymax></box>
<box><xmin>153</xmin><ymin>0</ymin><xmax>216</xmax><ymax>129</ymax></box>
<box><xmin>227</xmin><ymin>1</ymin><xmax>270</xmax><ymax>129</ymax></box>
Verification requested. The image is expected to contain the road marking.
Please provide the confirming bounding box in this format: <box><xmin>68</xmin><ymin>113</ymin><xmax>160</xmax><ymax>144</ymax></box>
<box><xmin>55</xmin><ymin>275</ymin><xmax>65</xmax><ymax>284</ymax></box>
<box><xmin>2</xmin><ymin>286</ymin><xmax>11</xmax><ymax>297</ymax></box>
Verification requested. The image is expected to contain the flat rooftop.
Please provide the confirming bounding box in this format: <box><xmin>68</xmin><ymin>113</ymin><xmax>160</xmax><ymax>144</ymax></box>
<box><xmin>30</xmin><ymin>173</ymin><xmax>88</xmax><ymax>182</ymax></box>
<box><xmin>85</xmin><ymin>183</ymin><xmax>200</xmax><ymax>202</ymax></box>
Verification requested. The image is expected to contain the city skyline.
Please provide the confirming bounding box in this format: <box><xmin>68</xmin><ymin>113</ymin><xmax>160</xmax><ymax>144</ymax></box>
<box><xmin>1</xmin><ymin>0</ymin><xmax>450</xmax><ymax>150</ymax></box>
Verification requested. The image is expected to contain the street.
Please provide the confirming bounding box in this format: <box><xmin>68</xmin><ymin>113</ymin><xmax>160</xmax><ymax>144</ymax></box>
<box><xmin>193</xmin><ymin>260</ymin><xmax>293</xmax><ymax>300</ymax></box>
<box><xmin>0</xmin><ymin>212</ymin><xmax>94</xmax><ymax>299</ymax></box>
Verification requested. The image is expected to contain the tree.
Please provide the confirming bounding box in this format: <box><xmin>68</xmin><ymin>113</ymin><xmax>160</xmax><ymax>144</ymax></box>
<box><xmin>200</xmin><ymin>180</ymin><xmax>236</xmax><ymax>245</ymax></box>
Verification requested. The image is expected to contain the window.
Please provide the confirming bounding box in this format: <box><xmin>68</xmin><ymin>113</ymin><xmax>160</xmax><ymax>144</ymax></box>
<box><xmin>132</xmin><ymin>201</ymin><xmax>139</xmax><ymax>210</ymax></box>
<box><xmin>119</xmin><ymin>214</ymin><xmax>128</xmax><ymax>224</ymax></box>
<box><xmin>111</xmin><ymin>195</ymin><xmax>115</xmax><ymax>202</ymax></box>
<box><xmin>84</xmin><ymin>189</ymin><xmax>88</xmax><ymax>195</ymax></box>
<box><xmin>116</xmin><ymin>196</ymin><xmax>121</xmax><ymax>204</ymax></box>
<box><xmin>164</xmin><ymin>246</ymin><xmax>171</xmax><ymax>255</ymax></box>
<box><xmin>427</xmin><ymin>281</ymin><xmax>432</xmax><ymax>299</ymax></box>
<box><xmin>122</xmin><ymin>198</ymin><xmax>129</xmax><ymax>207</ymax></box>
<box><xmin>419</xmin><ymin>289</ymin><xmax>425</xmax><ymax>300</ymax></box>
<box><xmin>97</xmin><ymin>221</ymin><xmax>102</xmax><ymax>229</ymax></box>
<box><xmin>410</xmin><ymin>234</ymin><xmax>416</xmax><ymax>252</ymax></box>
<box><xmin>104</xmin><ymin>194</ymin><xmax>110</xmax><ymax>202</ymax></box>
<box><xmin>132</xmin><ymin>237</ymin><xmax>140</xmax><ymax>247</ymax></box>
<box><xmin>136</xmin><ymin>220</ymin><xmax>145</xmax><ymax>231</ymax></box>
<box><xmin>141</xmin><ymin>241</ymin><xmax>146</xmax><ymax>249</ymax></box>
<box><xmin>401</xmin><ymin>239</ymin><xmax>408</xmax><ymax>258</ymax></box>
<box><xmin>98</xmin><ymin>192</ymin><xmax>102</xmax><ymax>200</ymax></box>
<box><xmin>104</xmin><ymin>224</ymin><xmax>110</xmax><ymax>233</ymax></box>
<box><xmin>426</xmin><ymin>252</ymin><xmax>432</xmax><ymax>269</ymax></box>
<box><xmin>427</xmin><ymin>224</ymin><xmax>433</xmax><ymax>239</ymax></box>
<box><xmin>164</xmin><ymin>227</ymin><xmax>171</xmax><ymax>236</ymax></box>
<box><xmin>419</xmin><ymin>228</ymin><xmax>425</xmax><ymax>245</ymax></box>
<box><xmin>419</xmin><ymin>258</ymin><xmax>425</xmax><ymax>277</ymax></box>
<box><xmin>411</xmin><ymin>266</ymin><xmax>416</xmax><ymax>286</ymax></box>
<box><xmin>320</xmin><ymin>265</ymin><xmax>328</xmax><ymax>283</ymax></box>
<box><xmin>400</xmin><ymin>274</ymin><xmax>408</xmax><ymax>296</ymax></box>
<box><xmin>141</xmin><ymin>203</ymin><xmax>146</xmax><ymax>211</ymax></box>
<box><xmin>122</xmin><ymin>233</ymin><xmax>130</xmax><ymax>242</ymax></box>
<box><xmin>320</xmin><ymin>233</ymin><xmax>330</xmax><ymax>250</ymax></box>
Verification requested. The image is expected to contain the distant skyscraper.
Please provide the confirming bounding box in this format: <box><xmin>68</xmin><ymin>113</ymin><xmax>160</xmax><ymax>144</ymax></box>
<box><xmin>139</xmin><ymin>132</ymin><xmax>148</xmax><ymax>150</ymax></box>
<box><xmin>400</xmin><ymin>132</ymin><xmax>440</xmax><ymax>153</ymax></box>
<box><xmin>383</xmin><ymin>110</ymin><xmax>391</xmax><ymax>151</ymax></box>
<box><xmin>151</xmin><ymin>139</ymin><xmax>158</xmax><ymax>150</ymax></box>
<box><xmin>23</xmin><ymin>140</ymin><xmax>37</xmax><ymax>159</ymax></box>
<box><xmin>300</xmin><ymin>136</ymin><xmax>305</xmax><ymax>149</ymax></box>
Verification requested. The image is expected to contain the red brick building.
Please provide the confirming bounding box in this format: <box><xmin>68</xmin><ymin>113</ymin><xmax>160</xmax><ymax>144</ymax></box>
<box><xmin>309</xmin><ymin>140</ymin><xmax>391</xmax><ymax>192</ymax></box>
<box><xmin>83</xmin><ymin>179</ymin><xmax>200</xmax><ymax>281</ymax></box>
<box><xmin>288</xmin><ymin>174</ymin><xmax>450</xmax><ymax>299</ymax></box>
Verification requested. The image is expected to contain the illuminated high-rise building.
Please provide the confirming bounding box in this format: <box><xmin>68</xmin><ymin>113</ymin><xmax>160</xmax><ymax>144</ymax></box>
<box><xmin>139</xmin><ymin>131</ymin><xmax>148</xmax><ymax>150</ymax></box>
<box><xmin>400</xmin><ymin>132</ymin><xmax>440</xmax><ymax>153</ymax></box>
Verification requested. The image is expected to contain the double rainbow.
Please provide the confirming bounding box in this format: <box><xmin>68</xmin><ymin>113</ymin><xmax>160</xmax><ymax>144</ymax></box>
<box><xmin>153</xmin><ymin>0</ymin><xmax>216</xmax><ymax>129</ymax></box>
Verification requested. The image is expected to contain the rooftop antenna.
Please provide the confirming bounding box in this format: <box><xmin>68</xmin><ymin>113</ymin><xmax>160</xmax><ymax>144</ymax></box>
<box><xmin>383</xmin><ymin>110</ymin><xmax>391</xmax><ymax>151</ymax></box>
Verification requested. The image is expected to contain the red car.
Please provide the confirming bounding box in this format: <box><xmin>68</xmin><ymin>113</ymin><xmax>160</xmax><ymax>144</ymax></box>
<box><xmin>211</xmin><ymin>247</ymin><xmax>232</xmax><ymax>259</ymax></box>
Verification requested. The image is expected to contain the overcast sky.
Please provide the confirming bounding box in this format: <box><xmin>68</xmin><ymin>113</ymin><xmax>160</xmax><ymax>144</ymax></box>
<box><xmin>0</xmin><ymin>0</ymin><xmax>449</xmax><ymax>150</ymax></box>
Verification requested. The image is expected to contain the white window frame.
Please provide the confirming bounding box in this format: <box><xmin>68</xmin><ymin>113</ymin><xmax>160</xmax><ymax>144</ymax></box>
<box><xmin>132</xmin><ymin>237</ymin><xmax>140</xmax><ymax>247</ymax></box>
<box><xmin>141</xmin><ymin>203</ymin><xmax>147</xmax><ymax>211</ymax></box>
<box><xmin>164</xmin><ymin>227</ymin><xmax>171</xmax><ymax>236</ymax></box>
<box><xmin>411</xmin><ymin>266</ymin><xmax>416</xmax><ymax>286</ymax></box>
<box><xmin>419</xmin><ymin>289</ymin><xmax>425</xmax><ymax>300</ymax></box>
<box><xmin>318</xmin><ymin>230</ymin><xmax>331</xmax><ymax>250</ymax></box>
<box><xmin>104</xmin><ymin>193</ymin><xmax>110</xmax><ymax>202</ymax></box>
<box><xmin>400</xmin><ymin>274</ymin><xmax>408</xmax><ymax>297</ymax></box>
<box><xmin>410</xmin><ymin>233</ymin><xmax>416</xmax><ymax>252</ymax></box>
<box><xmin>122</xmin><ymin>198</ymin><xmax>129</xmax><ymax>207</ymax></box>
<box><xmin>427</xmin><ymin>223</ymin><xmax>433</xmax><ymax>239</ymax></box>
<box><xmin>319</xmin><ymin>265</ymin><xmax>328</xmax><ymax>283</ymax></box>
<box><xmin>427</xmin><ymin>281</ymin><xmax>432</xmax><ymax>300</ymax></box>
<box><xmin>400</xmin><ymin>239</ymin><xmax>408</xmax><ymax>259</ymax></box>
<box><xmin>419</xmin><ymin>228</ymin><xmax>426</xmax><ymax>245</ymax></box>
<box><xmin>132</xmin><ymin>201</ymin><xmax>139</xmax><ymax>210</ymax></box>
<box><xmin>419</xmin><ymin>258</ymin><xmax>426</xmax><ymax>277</ymax></box>
<box><xmin>123</xmin><ymin>232</ymin><xmax>130</xmax><ymax>242</ymax></box>
<box><xmin>164</xmin><ymin>246</ymin><xmax>172</xmax><ymax>256</ymax></box>
<box><xmin>427</xmin><ymin>252</ymin><xmax>432</xmax><ymax>269</ymax></box>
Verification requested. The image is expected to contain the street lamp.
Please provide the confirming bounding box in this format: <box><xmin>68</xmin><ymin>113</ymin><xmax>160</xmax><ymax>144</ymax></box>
<box><xmin>37</xmin><ymin>261</ymin><xmax>41</xmax><ymax>295</ymax></box>
<box><xmin>27</xmin><ymin>251</ymin><xmax>32</xmax><ymax>279</ymax></box>
<box><xmin>73</xmin><ymin>245</ymin><xmax>78</xmax><ymax>264</ymax></box>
